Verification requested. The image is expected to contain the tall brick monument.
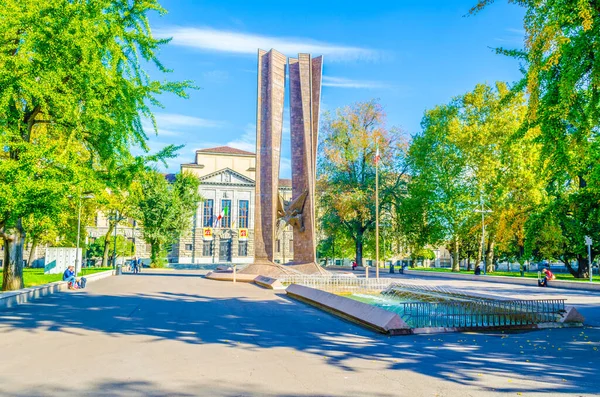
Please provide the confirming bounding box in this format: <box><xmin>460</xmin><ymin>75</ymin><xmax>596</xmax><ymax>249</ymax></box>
<box><xmin>241</xmin><ymin>49</ymin><xmax>326</xmax><ymax>276</ymax></box>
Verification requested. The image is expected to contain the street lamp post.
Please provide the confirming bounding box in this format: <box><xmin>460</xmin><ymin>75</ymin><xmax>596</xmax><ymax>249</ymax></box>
<box><xmin>474</xmin><ymin>195</ymin><xmax>492</xmax><ymax>275</ymax></box>
<box><xmin>109</xmin><ymin>210</ymin><xmax>125</xmax><ymax>269</ymax></box>
<box><xmin>113</xmin><ymin>210</ymin><xmax>118</xmax><ymax>268</ymax></box>
<box><xmin>74</xmin><ymin>193</ymin><xmax>94</xmax><ymax>275</ymax></box>
<box><xmin>585</xmin><ymin>235</ymin><xmax>593</xmax><ymax>282</ymax></box>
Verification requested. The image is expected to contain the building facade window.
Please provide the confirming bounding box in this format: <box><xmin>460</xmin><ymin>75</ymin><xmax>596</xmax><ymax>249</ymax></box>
<box><xmin>238</xmin><ymin>241</ymin><xmax>248</xmax><ymax>256</ymax></box>
<box><xmin>203</xmin><ymin>199</ymin><xmax>214</xmax><ymax>227</ymax></box>
<box><xmin>185</xmin><ymin>244</ymin><xmax>193</xmax><ymax>251</ymax></box>
<box><xmin>221</xmin><ymin>199</ymin><xmax>231</xmax><ymax>228</ymax></box>
<box><xmin>276</xmin><ymin>239</ymin><xmax>281</xmax><ymax>253</ymax></box>
<box><xmin>202</xmin><ymin>241</ymin><xmax>213</xmax><ymax>257</ymax></box>
<box><xmin>289</xmin><ymin>240</ymin><xmax>293</xmax><ymax>253</ymax></box>
<box><xmin>238</xmin><ymin>200</ymin><xmax>249</xmax><ymax>228</ymax></box>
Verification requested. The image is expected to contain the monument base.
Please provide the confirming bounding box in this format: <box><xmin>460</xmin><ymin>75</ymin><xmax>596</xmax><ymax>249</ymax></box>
<box><xmin>286</xmin><ymin>261</ymin><xmax>329</xmax><ymax>275</ymax></box>
<box><xmin>238</xmin><ymin>260</ymin><xmax>299</xmax><ymax>277</ymax></box>
<box><xmin>239</xmin><ymin>260</ymin><xmax>329</xmax><ymax>277</ymax></box>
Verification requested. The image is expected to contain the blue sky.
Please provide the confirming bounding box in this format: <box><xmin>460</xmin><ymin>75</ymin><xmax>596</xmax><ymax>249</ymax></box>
<box><xmin>144</xmin><ymin>0</ymin><xmax>526</xmax><ymax>177</ymax></box>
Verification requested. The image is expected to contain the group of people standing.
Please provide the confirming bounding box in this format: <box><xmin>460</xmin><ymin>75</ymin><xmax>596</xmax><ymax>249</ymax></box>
<box><xmin>130</xmin><ymin>256</ymin><xmax>143</xmax><ymax>274</ymax></box>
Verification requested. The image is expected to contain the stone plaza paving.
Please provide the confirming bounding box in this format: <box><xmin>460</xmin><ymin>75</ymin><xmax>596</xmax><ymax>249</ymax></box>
<box><xmin>0</xmin><ymin>270</ymin><xmax>598</xmax><ymax>396</ymax></box>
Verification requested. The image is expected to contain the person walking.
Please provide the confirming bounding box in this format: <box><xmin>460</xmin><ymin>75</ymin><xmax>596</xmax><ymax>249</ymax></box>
<box><xmin>132</xmin><ymin>256</ymin><xmax>139</xmax><ymax>274</ymax></box>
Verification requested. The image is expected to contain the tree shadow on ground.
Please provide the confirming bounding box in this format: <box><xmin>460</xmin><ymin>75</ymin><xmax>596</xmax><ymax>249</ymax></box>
<box><xmin>0</xmin><ymin>280</ymin><xmax>598</xmax><ymax>395</ymax></box>
<box><xmin>0</xmin><ymin>379</ymin><xmax>400</xmax><ymax>397</ymax></box>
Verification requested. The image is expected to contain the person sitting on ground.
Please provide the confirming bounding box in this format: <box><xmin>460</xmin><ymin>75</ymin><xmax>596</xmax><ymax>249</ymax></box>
<box><xmin>474</xmin><ymin>265</ymin><xmax>481</xmax><ymax>275</ymax></box>
<box><xmin>352</xmin><ymin>261</ymin><xmax>357</xmax><ymax>271</ymax></box>
<box><xmin>62</xmin><ymin>265</ymin><xmax>79</xmax><ymax>289</ymax></box>
<box><xmin>538</xmin><ymin>268</ymin><xmax>555</xmax><ymax>287</ymax></box>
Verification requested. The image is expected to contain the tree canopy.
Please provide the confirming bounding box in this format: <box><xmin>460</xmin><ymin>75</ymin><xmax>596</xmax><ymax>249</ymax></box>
<box><xmin>0</xmin><ymin>0</ymin><xmax>192</xmax><ymax>290</ymax></box>
<box><xmin>317</xmin><ymin>100</ymin><xmax>408</xmax><ymax>266</ymax></box>
<box><xmin>134</xmin><ymin>171</ymin><xmax>201</xmax><ymax>267</ymax></box>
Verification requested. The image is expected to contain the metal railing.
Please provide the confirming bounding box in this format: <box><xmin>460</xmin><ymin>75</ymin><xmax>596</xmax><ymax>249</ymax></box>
<box><xmin>381</xmin><ymin>283</ymin><xmax>565</xmax><ymax>327</ymax></box>
<box><xmin>279</xmin><ymin>274</ymin><xmax>394</xmax><ymax>293</ymax></box>
<box><xmin>281</xmin><ymin>276</ymin><xmax>566</xmax><ymax>328</ymax></box>
<box><xmin>382</xmin><ymin>282</ymin><xmax>509</xmax><ymax>303</ymax></box>
<box><xmin>396</xmin><ymin>299</ymin><xmax>565</xmax><ymax>328</ymax></box>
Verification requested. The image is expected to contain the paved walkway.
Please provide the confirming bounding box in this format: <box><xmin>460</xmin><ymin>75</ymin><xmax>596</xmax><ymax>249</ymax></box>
<box><xmin>0</xmin><ymin>270</ymin><xmax>598</xmax><ymax>396</ymax></box>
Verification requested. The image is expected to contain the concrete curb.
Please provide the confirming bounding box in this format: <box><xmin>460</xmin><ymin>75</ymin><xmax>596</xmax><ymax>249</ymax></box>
<box><xmin>205</xmin><ymin>271</ymin><xmax>286</xmax><ymax>290</ymax></box>
<box><xmin>0</xmin><ymin>269</ymin><xmax>114</xmax><ymax>310</ymax></box>
<box><xmin>286</xmin><ymin>284</ymin><xmax>411</xmax><ymax>335</ymax></box>
<box><xmin>254</xmin><ymin>276</ymin><xmax>285</xmax><ymax>290</ymax></box>
<box><xmin>204</xmin><ymin>271</ymin><xmax>257</xmax><ymax>283</ymax></box>
<box><xmin>405</xmin><ymin>270</ymin><xmax>600</xmax><ymax>292</ymax></box>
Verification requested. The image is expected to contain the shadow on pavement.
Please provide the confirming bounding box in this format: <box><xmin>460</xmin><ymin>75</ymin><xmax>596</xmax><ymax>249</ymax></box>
<box><xmin>0</xmin><ymin>379</ymin><xmax>401</xmax><ymax>397</ymax></box>
<box><xmin>0</xmin><ymin>279</ymin><xmax>598</xmax><ymax>395</ymax></box>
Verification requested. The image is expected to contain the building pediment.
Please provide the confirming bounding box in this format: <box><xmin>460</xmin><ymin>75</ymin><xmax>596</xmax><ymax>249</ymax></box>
<box><xmin>199</xmin><ymin>168</ymin><xmax>255</xmax><ymax>186</ymax></box>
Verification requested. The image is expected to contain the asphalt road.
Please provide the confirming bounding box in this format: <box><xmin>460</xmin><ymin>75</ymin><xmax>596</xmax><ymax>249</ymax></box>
<box><xmin>0</xmin><ymin>270</ymin><xmax>598</xmax><ymax>397</ymax></box>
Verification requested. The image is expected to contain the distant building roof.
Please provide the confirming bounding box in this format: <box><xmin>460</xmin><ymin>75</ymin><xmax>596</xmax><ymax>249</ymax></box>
<box><xmin>196</xmin><ymin>146</ymin><xmax>255</xmax><ymax>156</ymax></box>
<box><xmin>164</xmin><ymin>173</ymin><xmax>177</xmax><ymax>183</ymax></box>
<box><xmin>279</xmin><ymin>178</ymin><xmax>292</xmax><ymax>187</ymax></box>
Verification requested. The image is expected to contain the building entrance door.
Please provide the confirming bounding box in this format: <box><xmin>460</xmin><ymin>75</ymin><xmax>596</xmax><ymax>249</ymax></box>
<box><xmin>219</xmin><ymin>239</ymin><xmax>232</xmax><ymax>262</ymax></box>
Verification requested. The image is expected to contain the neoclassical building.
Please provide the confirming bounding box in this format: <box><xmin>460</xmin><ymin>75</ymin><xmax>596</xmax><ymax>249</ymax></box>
<box><xmin>169</xmin><ymin>146</ymin><xmax>294</xmax><ymax>264</ymax></box>
<box><xmin>11</xmin><ymin>146</ymin><xmax>295</xmax><ymax>267</ymax></box>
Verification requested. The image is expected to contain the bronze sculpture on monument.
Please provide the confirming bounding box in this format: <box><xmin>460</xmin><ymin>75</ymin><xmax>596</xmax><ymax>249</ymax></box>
<box><xmin>240</xmin><ymin>49</ymin><xmax>328</xmax><ymax>276</ymax></box>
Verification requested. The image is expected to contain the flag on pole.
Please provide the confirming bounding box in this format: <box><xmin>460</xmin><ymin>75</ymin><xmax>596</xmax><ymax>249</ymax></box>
<box><xmin>214</xmin><ymin>206</ymin><xmax>229</xmax><ymax>227</ymax></box>
<box><xmin>375</xmin><ymin>146</ymin><xmax>381</xmax><ymax>164</ymax></box>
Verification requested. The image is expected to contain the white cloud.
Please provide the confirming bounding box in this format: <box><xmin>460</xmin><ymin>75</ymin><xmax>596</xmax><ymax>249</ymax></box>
<box><xmin>202</xmin><ymin>70</ymin><xmax>229</xmax><ymax>82</ymax></box>
<box><xmin>156</xmin><ymin>27</ymin><xmax>380</xmax><ymax>62</ymax></box>
<box><xmin>279</xmin><ymin>157</ymin><xmax>292</xmax><ymax>178</ymax></box>
<box><xmin>226</xmin><ymin>123</ymin><xmax>256</xmax><ymax>152</ymax></box>
<box><xmin>153</xmin><ymin>113</ymin><xmax>223</xmax><ymax>128</ymax></box>
<box><xmin>141</xmin><ymin>119</ymin><xmax>184</xmax><ymax>138</ymax></box>
<box><xmin>322</xmin><ymin>76</ymin><xmax>388</xmax><ymax>89</ymax></box>
<box><xmin>142</xmin><ymin>112</ymin><xmax>224</xmax><ymax>139</ymax></box>
<box><xmin>507</xmin><ymin>28</ymin><xmax>526</xmax><ymax>35</ymax></box>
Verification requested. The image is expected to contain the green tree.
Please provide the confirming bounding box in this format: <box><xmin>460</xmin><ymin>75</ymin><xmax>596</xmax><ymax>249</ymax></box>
<box><xmin>406</xmin><ymin>83</ymin><xmax>539</xmax><ymax>272</ymax></box>
<box><xmin>88</xmin><ymin>235</ymin><xmax>133</xmax><ymax>261</ymax></box>
<box><xmin>135</xmin><ymin>171</ymin><xmax>201</xmax><ymax>267</ymax></box>
<box><xmin>473</xmin><ymin>0</ymin><xmax>600</xmax><ymax>277</ymax></box>
<box><xmin>0</xmin><ymin>0</ymin><xmax>191</xmax><ymax>290</ymax></box>
<box><xmin>317</xmin><ymin>100</ymin><xmax>408</xmax><ymax>266</ymax></box>
<box><xmin>406</xmin><ymin>103</ymin><xmax>473</xmax><ymax>271</ymax></box>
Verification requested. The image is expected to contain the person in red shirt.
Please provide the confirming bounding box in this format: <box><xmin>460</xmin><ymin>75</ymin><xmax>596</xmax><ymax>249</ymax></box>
<box><xmin>538</xmin><ymin>268</ymin><xmax>555</xmax><ymax>287</ymax></box>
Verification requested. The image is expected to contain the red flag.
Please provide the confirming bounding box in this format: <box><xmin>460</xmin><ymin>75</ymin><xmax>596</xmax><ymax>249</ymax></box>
<box><xmin>375</xmin><ymin>146</ymin><xmax>381</xmax><ymax>164</ymax></box>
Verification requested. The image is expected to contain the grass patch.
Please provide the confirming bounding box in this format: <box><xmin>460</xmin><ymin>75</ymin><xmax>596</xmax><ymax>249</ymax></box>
<box><xmin>1</xmin><ymin>267</ymin><xmax>113</xmax><ymax>289</ymax></box>
<box><xmin>409</xmin><ymin>266</ymin><xmax>600</xmax><ymax>282</ymax></box>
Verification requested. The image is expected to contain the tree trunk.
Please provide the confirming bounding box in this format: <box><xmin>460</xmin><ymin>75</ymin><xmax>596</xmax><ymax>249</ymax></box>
<box><xmin>101</xmin><ymin>222</ymin><xmax>115</xmax><ymax>267</ymax></box>
<box><xmin>466</xmin><ymin>254</ymin><xmax>472</xmax><ymax>271</ymax></box>
<box><xmin>150</xmin><ymin>241</ymin><xmax>165</xmax><ymax>267</ymax></box>
<box><xmin>27</xmin><ymin>237</ymin><xmax>39</xmax><ymax>268</ymax></box>
<box><xmin>355</xmin><ymin>236</ymin><xmax>363</xmax><ymax>267</ymax></box>
<box><xmin>574</xmin><ymin>255</ymin><xmax>589</xmax><ymax>279</ymax></box>
<box><xmin>2</xmin><ymin>219</ymin><xmax>26</xmax><ymax>291</ymax></box>
<box><xmin>451</xmin><ymin>236</ymin><xmax>460</xmax><ymax>272</ymax></box>
<box><xmin>486</xmin><ymin>239</ymin><xmax>495</xmax><ymax>273</ymax></box>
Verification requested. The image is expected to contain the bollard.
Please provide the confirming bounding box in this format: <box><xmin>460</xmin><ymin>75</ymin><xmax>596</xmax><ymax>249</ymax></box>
<box><xmin>233</xmin><ymin>264</ymin><xmax>237</xmax><ymax>283</ymax></box>
<box><xmin>115</xmin><ymin>263</ymin><xmax>122</xmax><ymax>276</ymax></box>
<box><xmin>365</xmin><ymin>265</ymin><xmax>369</xmax><ymax>280</ymax></box>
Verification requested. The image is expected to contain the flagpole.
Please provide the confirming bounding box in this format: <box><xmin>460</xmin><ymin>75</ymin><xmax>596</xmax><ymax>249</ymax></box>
<box><xmin>375</xmin><ymin>145</ymin><xmax>380</xmax><ymax>280</ymax></box>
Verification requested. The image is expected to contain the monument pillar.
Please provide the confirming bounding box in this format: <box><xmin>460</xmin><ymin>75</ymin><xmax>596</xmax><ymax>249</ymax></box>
<box><xmin>253</xmin><ymin>49</ymin><xmax>287</xmax><ymax>264</ymax></box>
<box><xmin>242</xmin><ymin>49</ymin><xmax>327</xmax><ymax>277</ymax></box>
<box><xmin>289</xmin><ymin>54</ymin><xmax>323</xmax><ymax>266</ymax></box>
